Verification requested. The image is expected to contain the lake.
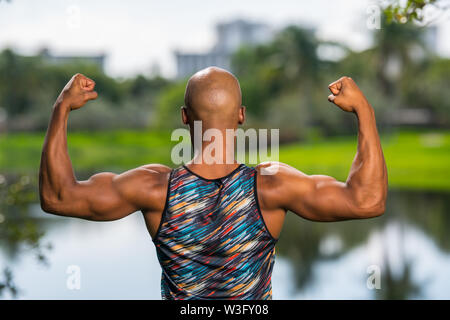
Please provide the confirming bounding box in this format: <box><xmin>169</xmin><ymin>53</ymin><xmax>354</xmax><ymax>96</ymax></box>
<box><xmin>1</xmin><ymin>189</ymin><xmax>449</xmax><ymax>299</ymax></box>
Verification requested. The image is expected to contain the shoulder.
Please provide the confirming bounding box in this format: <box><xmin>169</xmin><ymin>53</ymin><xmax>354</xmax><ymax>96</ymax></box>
<box><xmin>254</xmin><ymin>161</ymin><xmax>338</xmax><ymax>199</ymax></box>
<box><xmin>254</xmin><ymin>161</ymin><xmax>315</xmax><ymax>208</ymax></box>
<box><xmin>139</xmin><ymin>164</ymin><xmax>172</xmax><ymax>179</ymax></box>
<box><xmin>131</xmin><ymin>164</ymin><xmax>172</xmax><ymax>192</ymax></box>
<box><xmin>112</xmin><ymin>164</ymin><xmax>172</xmax><ymax>210</ymax></box>
<box><xmin>114</xmin><ymin>164</ymin><xmax>172</xmax><ymax>186</ymax></box>
<box><xmin>254</xmin><ymin>161</ymin><xmax>308</xmax><ymax>184</ymax></box>
<box><xmin>139</xmin><ymin>163</ymin><xmax>173</xmax><ymax>173</ymax></box>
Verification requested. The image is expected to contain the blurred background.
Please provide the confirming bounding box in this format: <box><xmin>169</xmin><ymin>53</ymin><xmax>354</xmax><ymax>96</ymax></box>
<box><xmin>1</xmin><ymin>0</ymin><xmax>450</xmax><ymax>299</ymax></box>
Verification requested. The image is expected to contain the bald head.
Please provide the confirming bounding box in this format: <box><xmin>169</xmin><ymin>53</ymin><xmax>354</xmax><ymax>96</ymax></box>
<box><xmin>183</xmin><ymin>67</ymin><xmax>243</xmax><ymax>129</ymax></box>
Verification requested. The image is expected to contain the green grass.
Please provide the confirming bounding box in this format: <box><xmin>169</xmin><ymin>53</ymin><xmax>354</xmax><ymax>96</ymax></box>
<box><xmin>0</xmin><ymin>130</ymin><xmax>176</xmax><ymax>174</ymax></box>
<box><xmin>279</xmin><ymin>130</ymin><xmax>450</xmax><ymax>191</ymax></box>
<box><xmin>1</xmin><ymin>129</ymin><xmax>449</xmax><ymax>191</ymax></box>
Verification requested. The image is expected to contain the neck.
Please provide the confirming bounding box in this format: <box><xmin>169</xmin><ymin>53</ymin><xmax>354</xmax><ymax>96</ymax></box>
<box><xmin>187</xmin><ymin>126</ymin><xmax>240</xmax><ymax>171</ymax></box>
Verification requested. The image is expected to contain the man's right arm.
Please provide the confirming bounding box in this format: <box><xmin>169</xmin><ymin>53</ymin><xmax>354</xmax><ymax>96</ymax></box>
<box><xmin>258</xmin><ymin>77</ymin><xmax>388</xmax><ymax>222</ymax></box>
<box><xmin>39</xmin><ymin>73</ymin><xmax>170</xmax><ymax>221</ymax></box>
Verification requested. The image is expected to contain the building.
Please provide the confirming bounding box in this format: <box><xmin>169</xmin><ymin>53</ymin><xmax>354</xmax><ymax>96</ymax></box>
<box><xmin>175</xmin><ymin>19</ymin><xmax>273</xmax><ymax>79</ymax></box>
<box><xmin>39</xmin><ymin>48</ymin><xmax>106</xmax><ymax>71</ymax></box>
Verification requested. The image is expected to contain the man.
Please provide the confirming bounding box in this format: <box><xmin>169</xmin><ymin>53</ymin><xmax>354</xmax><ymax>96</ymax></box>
<box><xmin>39</xmin><ymin>67</ymin><xmax>388</xmax><ymax>300</ymax></box>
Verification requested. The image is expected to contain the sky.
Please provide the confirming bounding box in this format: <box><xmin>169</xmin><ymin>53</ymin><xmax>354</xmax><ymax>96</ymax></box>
<box><xmin>1</xmin><ymin>0</ymin><xmax>449</xmax><ymax>78</ymax></box>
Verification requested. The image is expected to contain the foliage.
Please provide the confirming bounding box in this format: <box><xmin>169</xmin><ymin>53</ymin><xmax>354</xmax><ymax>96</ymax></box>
<box><xmin>154</xmin><ymin>81</ymin><xmax>187</xmax><ymax>129</ymax></box>
<box><xmin>382</xmin><ymin>0</ymin><xmax>448</xmax><ymax>24</ymax></box>
<box><xmin>0</xmin><ymin>174</ymin><xmax>50</xmax><ymax>298</ymax></box>
<box><xmin>1</xmin><ymin>16</ymin><xmax>449</xmax><ymax>133</ymax></box>
<box><xmin>231</xmin><ymin>26</ymin><xmax>321</xmax><ymax>123</ymax></box>
<box><xmin>0</xmin><ymin>49</ymin><xmax>170</xmax><ymax>131</ymax></box>
<box><xmin>228</xmin><ymin>20</ymin><xmax>449</xmax><ymax>134</ymax></box>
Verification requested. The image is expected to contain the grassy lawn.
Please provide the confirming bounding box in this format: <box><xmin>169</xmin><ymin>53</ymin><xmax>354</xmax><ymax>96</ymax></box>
<box><xmin>1</xmin><ymin>129</ymin><xmax>449</xmax><ymax>191</ymax></box>
<box><xmin>279</xmin><ymin>130</ymin><xmax>450</xmax><ymax>191</ymax></box>
<box><xmin>0</xmin><ymin>130</ymin><xmax>176</xmax><ymax>174</ymax></box>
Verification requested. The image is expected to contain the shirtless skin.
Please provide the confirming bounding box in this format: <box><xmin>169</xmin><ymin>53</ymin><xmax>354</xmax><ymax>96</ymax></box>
<box><xmin>39</xmin><ymin>68</ymin><xmax>388</xmax><ymax>241</ymax></box>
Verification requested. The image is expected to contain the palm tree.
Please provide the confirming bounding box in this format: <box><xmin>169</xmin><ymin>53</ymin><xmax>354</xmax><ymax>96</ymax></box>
<box><xmin>373</xmin><ymin>15</ymin><xmax>426</xmax><ymax>96</ymax></box>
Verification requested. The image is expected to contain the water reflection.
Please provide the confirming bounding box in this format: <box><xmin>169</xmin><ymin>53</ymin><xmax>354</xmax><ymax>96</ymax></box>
<box><xmin>277</xmin><ymin>189</ymin><xmax>450</xmax><ymax>299</ymax></box>
<box><xmin>0</xmin><ymin>174</ymin><xmax>51</xmax><ymax>297</ymax></box>
<box><xmin>0</xmin><ymin>187</ymin><xmax>449</xmax><ymax>299</ymax></box>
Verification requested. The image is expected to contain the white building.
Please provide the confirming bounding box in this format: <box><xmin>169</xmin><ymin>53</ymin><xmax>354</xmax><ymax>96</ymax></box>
<box><xmin>175</xmin><ymin>19</ymin><xmax>273</xmax><ymax>79</ymax></box>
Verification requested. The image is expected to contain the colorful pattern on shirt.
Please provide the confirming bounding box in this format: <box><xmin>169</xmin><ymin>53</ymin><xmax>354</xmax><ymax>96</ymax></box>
<box><xmin>153</xmin><ymin>164</ymin><xmax>277</xmax><ymax>300</ymax></box>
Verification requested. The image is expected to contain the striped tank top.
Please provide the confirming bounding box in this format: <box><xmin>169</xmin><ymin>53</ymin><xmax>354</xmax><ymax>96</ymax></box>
<box><xmin>152</xmin><ymin>163</ymin><xmax>277</xmax><ymax>300</ymax></box>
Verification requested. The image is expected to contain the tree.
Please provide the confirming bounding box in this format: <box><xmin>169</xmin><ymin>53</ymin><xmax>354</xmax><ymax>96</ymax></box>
<box><xmin>383</xmin><ymin>0</ymin><xmax>449</xmax><ymax>24</ymax></box>
<box><xmin>373</xmin><ymin>15</ymin><xmax>425</xmax><ymax>96</ymax></box>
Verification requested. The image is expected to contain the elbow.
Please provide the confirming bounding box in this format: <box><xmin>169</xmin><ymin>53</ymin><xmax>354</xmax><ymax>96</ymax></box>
<box><xmin>349</xmin><ymin>184</ymin><xmax>388</xmax><ymax>219</ymax></box>
<box><xmin>39</xmin><ymin>195</ymin><xmax>59</xmax><ymax>214</ymax></box>
<box><xmin>39</xmin><ymin>189</ymin><xmax>63</xmax><ymax>215</ymax></box>
<box><xmin>368</xmin><ymin>201</ymin><xmax>386</xmax><ymax>218</ymax></box>
<box><xmin>40</xmin><ymin>203</ymin><xmax>54</xmax><ymax>214</ymax></box>
<box><xmin>355</xmin><ymin>200</ymin><xmax>386</xmax><ymax>218</ymax></box>
<box><xmin>39</xmin><ymin>182</ymin><xmax>75</xmax><ymax>215</ymax></box>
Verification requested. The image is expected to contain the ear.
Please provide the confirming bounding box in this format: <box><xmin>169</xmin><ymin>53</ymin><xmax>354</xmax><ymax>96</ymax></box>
<box><xmin>238</xmin><ymin>106</ymin><xmax>246</xmax><ymax>125</ymax></box>
<box><xmin>181</xmin><ymin>106</ymin><xmax>189</xmax><ymax>125</ymax></box>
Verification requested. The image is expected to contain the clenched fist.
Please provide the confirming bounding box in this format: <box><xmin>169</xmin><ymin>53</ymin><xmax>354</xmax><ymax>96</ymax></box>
<box><xmin>327</xmin><ymin>76</ymin><xmax>368</xmax><ymax>113</ymax></box>
<box><xmin>56</xmin><ymin>73</ymin><xmax>98</xmax><ymax>111</ymax></box>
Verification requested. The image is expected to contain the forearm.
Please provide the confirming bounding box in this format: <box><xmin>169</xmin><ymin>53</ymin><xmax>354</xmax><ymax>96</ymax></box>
<box><xmin>346</xmin><ymin>101</ymin><xmax>388</xmax><ymax>212</ymax></box>
<box><xmin>39</xmin><ymin>101</ymin><xmax>77</xmax><ymax>210</ymax></box>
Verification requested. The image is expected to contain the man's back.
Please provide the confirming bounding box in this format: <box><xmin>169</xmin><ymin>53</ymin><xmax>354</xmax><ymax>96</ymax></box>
<box><xmin>153</xmin><ymin>163</ymin><xmax>276</xmax><ymax>299</ymax></box>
